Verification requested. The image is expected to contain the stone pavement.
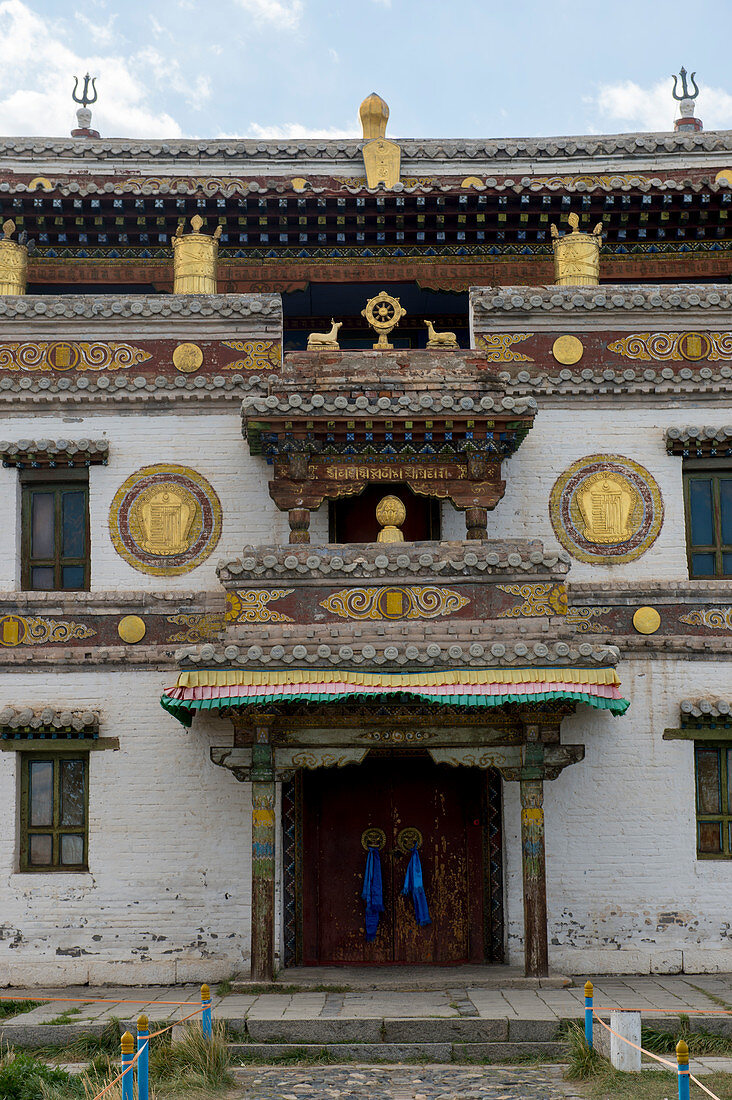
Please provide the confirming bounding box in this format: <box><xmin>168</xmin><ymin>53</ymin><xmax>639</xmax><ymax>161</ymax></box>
<box><xmin>230</xmin><ymin>1065</ymin><xmax>585</xmax><ymax>1100</ymax></box>
<box><xmin>3</xmin><ymin>972</ymin><xmax>731</xmax><ymax>1026</ymax></box>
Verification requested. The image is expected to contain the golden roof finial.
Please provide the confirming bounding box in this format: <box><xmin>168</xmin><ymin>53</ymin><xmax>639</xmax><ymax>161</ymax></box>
<box><xmin>376</xmin><ymin>495</ymin><xmax>406</xmax><ymax>543</ymax></box>
<box><xmin>359</xmin><ymin>92</ymin><xmax>389</xmax><ymax>139</ymax></box>
<box><xmin>550</xmin><ymin>211</ymin><xmax>603</xmax><ymax>286</ymax></box>
<box><xmin>171</xmin><ymin>216</ymin><xmax>222</xmax><ymax>295</ymax></box>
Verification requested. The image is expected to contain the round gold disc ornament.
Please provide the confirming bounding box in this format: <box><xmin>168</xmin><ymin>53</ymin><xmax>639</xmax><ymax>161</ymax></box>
<box><xmin>549</xmin><ymin>454</ymin><xmax>664</xmax><ymax>564</ymax></box>
<box><xmin>173</xmin><ymin>342</ymin><xmax>203</xmax><ymax>373</ymax></box>
<box><xmin>118</xmin><ymin>615</ymin><xmax>146</xmax><ymax>643</ymax></box>
<box><xmin>633</xmin><ymin>606</ymin><xmax>661</xmax><ymax>635</ymax></box>
<box><xmin>109</xmin><ymin>464</ymin><xmax>222</xmax><ymax>576</ymax></box>
<box><xmin>552</xmin><ymin>334</ymin><xmax>584</xmax><ymax>365</ymax></box>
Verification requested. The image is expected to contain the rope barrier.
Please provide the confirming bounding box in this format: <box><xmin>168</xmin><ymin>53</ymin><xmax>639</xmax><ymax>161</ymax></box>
<box><xmin>594</xmin><ymin>1005</ymin><xmax>732</xmax><ymax>1016</ymax></box>
<box><xmin>592</xmin><ymin>1010</ymin><xmax>724</xmax><ymax>1100</ymax></box>
<box><xmin>86</xmin><ymin>1002</ymin><xmax>206</xmax><ymax>1100</ymax></box>
<box><xmin>0</xmin><ymin>994</ymin><xmax>202</xmax><ymax>1005</ymax></box>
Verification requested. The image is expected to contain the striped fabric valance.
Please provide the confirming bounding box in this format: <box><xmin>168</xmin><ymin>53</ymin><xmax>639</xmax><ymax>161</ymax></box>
<box><xmin>161</xmin><ymin>668</ymin><xmax>629</xmax><ymax>726</ymax></box>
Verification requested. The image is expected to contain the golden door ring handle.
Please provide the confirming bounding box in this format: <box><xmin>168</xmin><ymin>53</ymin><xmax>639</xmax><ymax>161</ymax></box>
<box><xmin>396</xmin><ymin>827</ymin><xmax>422</xmax><ymax>854</ymax></box>
<box><xmin>361</xmin><ymin>827</ymin><xmax>386</xmax><ymax>851</ymax></box>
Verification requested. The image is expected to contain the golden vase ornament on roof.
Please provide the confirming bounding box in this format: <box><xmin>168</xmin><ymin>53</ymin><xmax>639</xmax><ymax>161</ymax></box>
<box><xmin>172</xmin><ymin>215</ymin><xmax>222</xmax><ymax>294</ymax></box>
<box><xmin>376</xmin><ymin>495</ymin><xmax>406</xmax><ymax>543</ymax></box>
<box><xmin>551</xmin><ymin>212</ymin><xmax>603</xmax><ymax>286</ymax></box>
<box><xmin>0</xmin><ymin>220</ymin><xmax>27</xmax><ymax>295</ymax></box>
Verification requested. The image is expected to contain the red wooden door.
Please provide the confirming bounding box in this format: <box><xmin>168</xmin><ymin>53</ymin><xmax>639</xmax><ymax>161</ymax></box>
<box><xmin>301</xmin><ymin>755</ymin><xmax>485</xmax><ymax>964</ymax></box>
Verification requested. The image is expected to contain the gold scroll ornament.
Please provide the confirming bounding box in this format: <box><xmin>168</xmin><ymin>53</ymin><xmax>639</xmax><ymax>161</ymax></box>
<box><xmin>0</xmin><ymin>220</ymin><xmax>27</xmax><ymax>295</ymax></box>
<box><xmin>575</xmin><ymin>471</ymin><xmax>637</xmax><ymax>544</ymax></box>
<box><xmin>551</xmin><ymin>212</ymin><xmax>603</xmax><ymax>286</ymax></box>
<box><xmin>0</xmin><ymin>341</ymin><xmax>151</xmax><ymax>371</ymax></box>
<box><xmin>607</xmin><ymin>332</ymin><xmax>732</xmax><ymax>362</ymax></box>
<box><xmin>0</xmin><ymin>614</ymin><xmax>95</xmax><ymax>647</ymax></box>
<box><xmin>222</xmin><ymin>339</ymin><xmax>282</xmax><ymax>370</ymax></box>
<box><xmin>172</xmin><ymin>215</ymin><xmax>222</xmax><ymax>294</ymax></box>
<box><xmin>226</xmin><ymin>590</ymin><xmax>294</xmax><ymax>624</ymax></box>
<box><xmin>320</xmin><ymin>585</ymin><xmax>469</xmax><ymax>621</ymax></box>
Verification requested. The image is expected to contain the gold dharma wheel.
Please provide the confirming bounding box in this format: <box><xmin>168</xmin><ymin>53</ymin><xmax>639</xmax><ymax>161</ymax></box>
<box><xmin>396</xmin><ymin>827</ymin><xmax>423</xmax><ymax>854</ymax></box>
<box><xmin>361</xmin><ymin>290</ymin><xmax>406</xmax><ymax>349</ymax></box>
<box><xmin>361</xmin><ymin>827</ymin><xmax>387</xmax><ymax>851</ymax></box>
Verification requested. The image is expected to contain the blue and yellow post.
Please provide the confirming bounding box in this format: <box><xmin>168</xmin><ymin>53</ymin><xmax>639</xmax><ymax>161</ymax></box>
<box><xmin>201</xmin><ymin>983</ymin><xmax>212</xmax><ymax>1041</ymax></box>
<box><xmin>677</xmin><ymin>1039</ymin><xmax>690</xmax><ymax>1100</ymax></box>
<box><xmin>584</xmin><ymin>980</ymin><xmax>593</xmax><ymax>1048</ymax></box>
<box><xmin>137</xmin><ymin>1013</ymin><xmax>149</xmax><ymax>1100</ymax></box>
<box><xmin>120</xmin><ymin>1030</ymin><xmax>135</xmax><ymax>1100</ymax></box>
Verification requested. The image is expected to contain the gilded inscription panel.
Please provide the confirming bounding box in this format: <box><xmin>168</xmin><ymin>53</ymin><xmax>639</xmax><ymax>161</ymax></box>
<box><xmin>109</xmin><ymin>464</ymin><xmax>222</xmax><ymax>576</ymax></box>
<box><xmin>549</xmin><ymin>455</ymin><xmax>663</xmax><ymax>564</ymax></box>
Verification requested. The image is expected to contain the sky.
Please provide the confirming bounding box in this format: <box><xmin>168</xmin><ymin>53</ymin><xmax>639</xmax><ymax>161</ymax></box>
<box><xmin>0</xmin><ymin>0</ymin><xmax>731</xmax><ymax>141</ymax></box>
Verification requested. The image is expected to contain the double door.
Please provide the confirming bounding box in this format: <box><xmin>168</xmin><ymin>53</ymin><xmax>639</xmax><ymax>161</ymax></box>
<box><xmin>301</xmin><ymin>755</ymin><xmax>486</xmax><ymax>964</ymax></box>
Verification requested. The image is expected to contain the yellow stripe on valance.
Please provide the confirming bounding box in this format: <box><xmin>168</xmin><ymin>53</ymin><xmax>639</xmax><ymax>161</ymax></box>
<box><xmin>175</xmin><ymin>667</ymin><xmax>621</xmax><ymax>689</ymax></box>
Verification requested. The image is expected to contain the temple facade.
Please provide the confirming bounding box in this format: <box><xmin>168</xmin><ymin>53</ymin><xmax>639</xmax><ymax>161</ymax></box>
<box><xmin>0</xmin><ymin>87</ymin><xmax>730</xmax><ymax>985</ymax></box>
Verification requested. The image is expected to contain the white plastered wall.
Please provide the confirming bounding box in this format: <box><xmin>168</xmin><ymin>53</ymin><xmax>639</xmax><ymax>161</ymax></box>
<box><xmin>0</xmin><ymin>411</ymin><xmax>289</xmax><ymax>592</ymax></box>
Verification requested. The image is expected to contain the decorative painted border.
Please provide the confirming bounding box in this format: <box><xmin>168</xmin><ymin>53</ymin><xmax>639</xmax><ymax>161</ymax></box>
<box><xmin>549</xmin><ymin>454</ymin><xmax>664</xmax><ymax>564</ymax></box>
<box><xmin>109</xmin><ymin>464</ymin><xmax>222</xmax><ymax>576</ymax></box>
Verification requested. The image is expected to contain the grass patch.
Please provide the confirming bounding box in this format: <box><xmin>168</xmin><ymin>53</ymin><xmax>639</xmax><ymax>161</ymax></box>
<box><xmin>42</xmin><ymin>1008</ymin><xmax>84</xmax><ymax>1026</ymax></box>
<box><xmin>0</xmin><ymin>1048</ymin><xmax>84</xmax><ymax>1100</ymax></box>
<box><xmin>564</xmin><ymin>1022</ymin><xmax>607</xmax><ymax>1080</ymax></box>
<box><xmin>215</xmin><ymin>979</ymin><xmax>232</xmax><ymax>997</ymax></box>
<box><xmin>642</xmin><ymin>1015</ymin><xmax>732</xmax><ymax>1056</ymax></box>
<box><xmin>579</xmin><ymin>1069</ymin><xmax>732</xmax><ymax>1100</ymax></box>
<box><xmin>0</xmin><ymin>1001</ymin><xmax>46</xmax><ymax>1022</ymax></box>
<box><xmin>235</xmin><ymin>1046</ymin><xmax>337</xmax><ymax>1065</ymax></box>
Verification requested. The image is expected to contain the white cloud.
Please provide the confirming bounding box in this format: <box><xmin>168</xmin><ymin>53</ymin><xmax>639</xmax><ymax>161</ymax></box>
<box><xmin>74</xmin><ymin>11</ymin><xmax>117</xmax><ymax>47</ymax></box>
<box><xmin>585</xmin><ymin>77</ymin><xmax>732</xmax><ymax>133</ymax></box>
<box><xmin>243</xmin><ymin>122</ymin><xmax>359</xmax><ymax>139</ymax></box>
<box><xmin>0</xmin><ymin>0</ymin><xmax>184</xmax><ymax>137</ymax></box>
<box><xmin>232</xmin><ymin>0</ymin><xmax>303</xmax><ymax>29</ymax></box>
<box><xmin>135</xmin><ymin>45</ymin><xmax>211</xmax><ymax>109</ymax></box>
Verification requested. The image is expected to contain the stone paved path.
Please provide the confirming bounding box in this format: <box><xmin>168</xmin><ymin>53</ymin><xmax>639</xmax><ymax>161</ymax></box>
<box><xmin>3</xmin><ymin>973</ymin><xmax>731</xmax><ymax>1024</ymax></box>
<box><xmin>231</xmin><ymin>1065</ymin><xmax>585</xmax><ymax>1100</ymax></box>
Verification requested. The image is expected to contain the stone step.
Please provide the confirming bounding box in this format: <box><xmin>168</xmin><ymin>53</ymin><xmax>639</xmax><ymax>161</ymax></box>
<box><xmin>0</xmin><ymin>1021</ymin><xmax>108</xmax><ymax>1048</ymax></box>
<box><xmin>236</xmin><ymin>1017</ymin><xmax>566</xmax><ymax>1044</ymax></box>
<box><xmin>229</xmin><ymin>1040</ymin><xmax>567</xmax><ymax>1063</ymax></box>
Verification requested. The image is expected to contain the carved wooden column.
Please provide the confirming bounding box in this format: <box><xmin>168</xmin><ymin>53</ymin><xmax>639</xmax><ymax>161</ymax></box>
<box><xmin>465</xmin><ymin>506</ymin><xmax>488</xmax><ymax>540</ymax></box>
<box><xmin>251</xmin><ymin>727</ymin><xmax>276</xmax><ymax>981</ymax></box>
<box><xmin>288</xmin><ymin>508</ymin><xmax>310</xmax><ymax>543</ymax></box>
<box><xmin>519</xmin><ymin>722</ymin><xmax>549</xmax><ymax>978</ymax></box>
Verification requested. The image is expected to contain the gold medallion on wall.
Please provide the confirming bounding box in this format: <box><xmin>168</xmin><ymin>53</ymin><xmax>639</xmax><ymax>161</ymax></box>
<box><xmin>109</xmin><ymin>464</ymin><xmax>222</xmax><ymax>576</ymax></box>
<box><xmin>549</xmin><ymin>454</ymin><xmax>663</xmax><ymax>564</ymax></box>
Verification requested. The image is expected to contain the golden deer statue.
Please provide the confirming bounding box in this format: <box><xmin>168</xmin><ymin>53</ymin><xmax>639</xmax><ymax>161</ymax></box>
<box><xmin>307</xmin><ymin>320</ymin><xmax>343</xmax><ymax>350</ymax></box>
<box><xmin>424</xmin><ymin>320</ymin><xmax>459</xmax><ymax>349</ymax></box>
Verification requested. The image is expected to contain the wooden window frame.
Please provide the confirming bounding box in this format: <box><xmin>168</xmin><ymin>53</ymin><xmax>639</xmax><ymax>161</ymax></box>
<box><xmin>19</xmin><ymin>752</ymin><xmax>89</xmax><ymax>872</ymax></box>
<box><xmin>694</xmin><ymin>741</ymin><xmax>732</xmax><ymax>860</ymax></box>
<box><xmin>20</xmin><ymin>469</ymin><xmax>90</xmax><ymax>591</ymax></box>
<box><xmin>682</xmin><ymin>459</ymin><xmax>732</xmax><ymax>579</ymax></box>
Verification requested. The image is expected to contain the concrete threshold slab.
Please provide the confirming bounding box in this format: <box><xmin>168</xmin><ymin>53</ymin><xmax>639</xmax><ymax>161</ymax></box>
<box><xmin>233</xmin><ymin>965</ymin><xmax>571</xmax><ymax>993</ymax></box>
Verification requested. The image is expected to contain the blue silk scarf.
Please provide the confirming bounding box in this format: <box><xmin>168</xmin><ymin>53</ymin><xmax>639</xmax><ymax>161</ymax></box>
<box><xmin>401</xmin><ymin>845</ymin><xmax>431</xmax><ymax>926</ymax></box>
<box><xmin>361</xmin><ymin>845</ymin><xmax>385</xmax><ymax>941</ymax></box>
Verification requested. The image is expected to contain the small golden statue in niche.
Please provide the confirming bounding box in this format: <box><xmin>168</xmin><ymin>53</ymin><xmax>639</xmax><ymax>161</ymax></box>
<box><xmin>576</xmin><ymin>471</ymin><xmax>638</xmax><ymax>544</ymax></box>
<box><xmin>307</xmin><ymin>319</ymin><xmax>342</xmax><ymax>350</ymax></box>
<box><xmin>0</xmin><ymin>219</ymin><xmax>28</xmax><ymax>295</ymax></box>
<box><xmin>551</xmin><ymin>212</ymin><xmax>603</xmax><ymax>286</ymax></box>
<box><xmin>362</xmin><ymin>290</ymin><xmax>406</xmax><ymax>349</ymax></box>
<box><xmin>359</xmin><ymin>92</ymin><xmax>401</xmax><ymax>189</ymax></box>
<box><xmin>136</xmin><ymin>485</ymin><xmax>196</xmax><ymax>555</ymax></box>
<box><xmin>424</xmin><ymin>320</ymin><xmax>459</xmax><ymax>348</ymax></box>
<box><xmin>172</xmin><ymin>215</ymin><xmax>222</xmax><ymax>295</ymax></box>
<box><xmin>376</xmin><ymin>495</ymin><xmax>406</xmax><ymax>543</ymax></box>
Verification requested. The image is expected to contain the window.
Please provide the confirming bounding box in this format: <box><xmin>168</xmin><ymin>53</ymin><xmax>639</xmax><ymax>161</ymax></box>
<box><xmin>684</xmin><ymin>462</ymin><xmax>732</xmax><ymax>578</ymax></box>
<box><xmin>695</xmin><ymin>743</ymin><xmax>732</xmax><ymax>858</ymax></box>
<box><xmin>20</xmin><ymin>754</ymin><xmax>89</xmax><ymax>871</ymax></box>
<box><xmin>21</xmin><ymin>471</ymin><xmax>89</xmax><ymax>590</ymax></box>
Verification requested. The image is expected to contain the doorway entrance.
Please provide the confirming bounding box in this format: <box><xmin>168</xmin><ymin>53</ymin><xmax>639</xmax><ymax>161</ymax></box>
<box><xmin>295</xmin><ymin>754</ymin><xmax>503</xmax><ymax>965</ymax></box>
